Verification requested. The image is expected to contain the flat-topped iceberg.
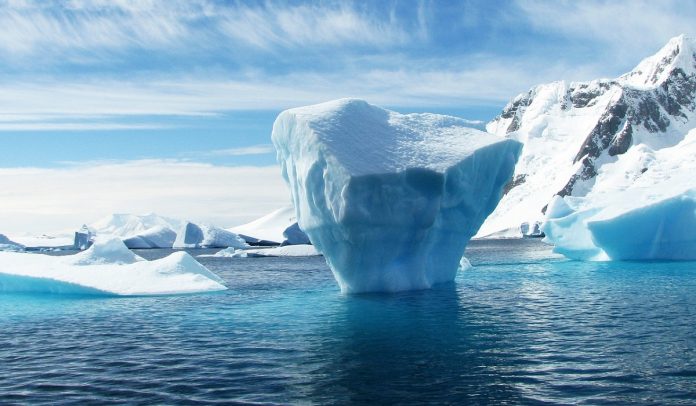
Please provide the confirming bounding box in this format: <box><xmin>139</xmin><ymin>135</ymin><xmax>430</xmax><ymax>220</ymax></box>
<box><xmin>272</xmin><ymin>99</ymin><xmax>521</xmax><ymax>293</ymax></box>
<box><xmin>173</xmin><ymin>222</ymin><xmax>248</xmax><ymax>249</ymax></box>
<box><xmin>0</xmin><ymin>237</ymin><xmax>226</xmax><ymax>295</ymax></box>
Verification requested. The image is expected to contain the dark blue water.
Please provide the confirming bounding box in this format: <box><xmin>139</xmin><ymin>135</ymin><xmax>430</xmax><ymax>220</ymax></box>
<box><xmin>1</xmin><ymin>239</ymin><xmax>696</xmax><ymax>405</ymax></box>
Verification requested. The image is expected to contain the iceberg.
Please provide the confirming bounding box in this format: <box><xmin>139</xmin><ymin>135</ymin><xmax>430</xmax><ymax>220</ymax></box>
<box><xmin>0</xmin><ymin>237</ymin><xmax>226</xmax><ymax>295</ymax></box>
<box><xmin>173</xmin><ymin>222</ymin><xmax>248</xmax><ymax>249</ymax></box>
<box><xmin>122</xmin><ymin>226</ymin><xmax>177</xmax><ymax>249</ymax></box>
<box><xmin>272</xmin><ymin>99</ymin><xmax>521</xmax><ymax>293</ymax></box>
<box><xmin>207</xmin><ymin>244</ymin><xmax>321</xmax><ymax>258</ymax></box>
<box><xmin>543</xmin><ymin>190</ymin><xmax>696</xmax><ymax>261</ymax></box>
<box><xmin>0</xmin><ymin>234</ymin><xmax>24</xmax><ymax>252</ymax></box>
<box><xmin>73</xmin><ymin>224</ymin><xmax>94</xmax><ymax>250</ymax></box>
<box><xmin>230</xmin><ymin>205</ymin><xmax>310</xmax><ymax>245</ymax></box>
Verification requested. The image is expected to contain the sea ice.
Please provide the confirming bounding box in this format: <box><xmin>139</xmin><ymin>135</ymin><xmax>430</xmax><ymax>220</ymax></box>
<box><xmin>206</xmin><ymin>244</ymin><xmax>321</xmax><ymax>258</ymax></box>
<box><xmin>173</xmin><ymin>222</ymin><xmax>248</xmax><ymax>249</ymax></box>
<box><xmin>272</xmin><ymin>98</ymin><xmax>521</xmax><ymax>293</ymax></box>
<box><xmin>0</xmin><ymin>237</ymin><xmax>226</xmax><ymax>295</ymax></box>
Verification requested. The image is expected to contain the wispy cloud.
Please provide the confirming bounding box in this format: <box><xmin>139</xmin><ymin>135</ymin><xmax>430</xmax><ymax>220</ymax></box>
<box><xmin>0</xmin><ymin>159</ymin><xmax>290</xmax><ymax>234</ymax></box>
<box><xmin>208</xmin><ymin>144</ymin><xmax>275</xmax><ymax>156</ymax></box>
<box><xmin>515</xmin><ymin>0</ymin><xmax>696</xmax><ymax>66</ymax></box>
<box><xmin>0</xmin><ymin>0</ymin><xmax>414</xmax><ymax>63</ymax></box>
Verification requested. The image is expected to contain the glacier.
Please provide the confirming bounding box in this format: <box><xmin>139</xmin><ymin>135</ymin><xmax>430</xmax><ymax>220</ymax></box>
<box><xmin>173</xmin><ymin>222</ymin><xmax>248</xmax><ymax>249</ymax></box>
<box><xmin>272</xmin><ymin>98</ymin><xmax>521</xmax><ymax>293</ymax></box>
<box><xmin>0</xmin><ymin>237</ymin><xmax>226</xmax><ymax>295</ymax></box>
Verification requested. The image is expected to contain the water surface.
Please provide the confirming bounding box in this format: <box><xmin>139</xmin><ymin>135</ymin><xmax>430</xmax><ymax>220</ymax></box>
<box><xmin>1</xmin><ymin>240</ymin><xmax>695</xmax><ymax>404</ymax></box>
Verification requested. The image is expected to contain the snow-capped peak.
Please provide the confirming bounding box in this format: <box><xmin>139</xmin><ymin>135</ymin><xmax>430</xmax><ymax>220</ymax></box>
<box><xmin>620</xmin><ymin>34</ymin><xmax>696</xmax><ymax>88</ymax></box>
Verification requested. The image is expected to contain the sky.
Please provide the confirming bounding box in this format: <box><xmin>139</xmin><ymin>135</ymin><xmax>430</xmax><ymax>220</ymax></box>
<box><xmin>1</xmin><ymin>0</ymin><xmax>696</xmax><ymax>234</ymax></box>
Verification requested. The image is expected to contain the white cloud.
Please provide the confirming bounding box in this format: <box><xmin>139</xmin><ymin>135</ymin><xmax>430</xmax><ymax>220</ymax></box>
<box><xmin>0</xmin><ymin>57</ymin><xmax>609</xmax><ymax>122</ymax></box>
<box><xmin>516</xmin><ymin>0</ymin><xmax>696</xmax><ymax>67</ymax></box>
<box><xmin>0</xmin><ymin>0</ymin><xmax>412</xmax><ymax>61</ymax></box>
<box><xmin>0</xmin><ymin>160</ymin><xmax>290</xmax><ymax>234</ymax></box>
<box><xmin>208</xmin><ymin>144</ymin><xmax>275</xmax><ymax>156</ymax></box>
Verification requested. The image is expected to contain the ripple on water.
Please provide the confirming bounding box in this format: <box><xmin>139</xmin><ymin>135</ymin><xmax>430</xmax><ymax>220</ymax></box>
<box><xmin>0</xmin><ymin>241</ymin><xmax>695</xmax><ymax>404</ymax></box>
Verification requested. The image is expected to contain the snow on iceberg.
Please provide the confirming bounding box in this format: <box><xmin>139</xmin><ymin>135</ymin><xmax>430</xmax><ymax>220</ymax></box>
<box><xmin>0</xmin><ymin>237</ymin><xmax>226</xmax><ymax>295</ymax></box>
<box><xmin>272</xmin><ymin>99</ymin><xmax>521</xmax><ymax>293</ymax></box>
<box><xmin>0</xmin><ymin>234</ymin><xmax>24</xmax><ymax>252</ymax></box>
<box><xmin>173</xmin><ymin>222</ymin><xmax>248</xmax><ymax>249</ymax></box>
<box><xmin>206</xmin><ymin>244</ymin><xmax>321</xmax><ymax>258</ymax></box>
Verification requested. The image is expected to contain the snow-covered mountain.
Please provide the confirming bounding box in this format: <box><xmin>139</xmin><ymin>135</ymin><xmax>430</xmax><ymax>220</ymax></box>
<box><xmin>478</xmin><ymin>34</ymin><xmax>696</xmax><ymax>237</ymax></box>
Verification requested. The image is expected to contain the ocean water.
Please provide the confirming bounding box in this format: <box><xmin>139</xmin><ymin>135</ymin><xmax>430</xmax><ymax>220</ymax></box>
<box><xmin>1</xmin><ymin>239</ymin><xmax>695</xmax><ymax>405</ymax></box>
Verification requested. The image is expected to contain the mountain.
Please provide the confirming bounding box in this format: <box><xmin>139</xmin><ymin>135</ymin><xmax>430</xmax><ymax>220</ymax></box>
<box><xmin>477</xmin><ymin>34</ymin><xmax>696</xmax><ymax>237</ymax></box>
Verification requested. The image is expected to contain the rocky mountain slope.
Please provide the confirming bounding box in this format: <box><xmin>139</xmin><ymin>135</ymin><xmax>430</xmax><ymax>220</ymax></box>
<box><xmin>478</xmin><ymin>34</ymin><xmax>696</xmax><ymax>237</ymax></box>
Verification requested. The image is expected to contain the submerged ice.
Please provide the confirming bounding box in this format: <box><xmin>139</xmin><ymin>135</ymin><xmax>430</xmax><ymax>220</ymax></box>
<box><xmin>272</xmin><ymin>99</ymin><xmax>521</xmax><ymax>293</ymax></box>
<box><xmin>0</xmin><ymin>237</ymin><xmax>226</xmax><ymax>295</ymax></box>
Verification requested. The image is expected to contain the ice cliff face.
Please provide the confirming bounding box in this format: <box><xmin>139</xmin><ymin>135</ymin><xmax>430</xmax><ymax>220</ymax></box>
<box><xmin>272</xmin><ymin>99</ymin><xmax>521</xmax><ymax>293</ymax></box>
<box><xmin>479</xmin><ymin>35</ymin><xmax>696</xmax><ymax>237</ymax></box>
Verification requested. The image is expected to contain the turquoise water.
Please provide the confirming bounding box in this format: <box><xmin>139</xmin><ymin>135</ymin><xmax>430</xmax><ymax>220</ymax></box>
<box><xmin>1</xmin><ymin>239</ymin><xmax>696</xmax><ymax>404</ymax></box>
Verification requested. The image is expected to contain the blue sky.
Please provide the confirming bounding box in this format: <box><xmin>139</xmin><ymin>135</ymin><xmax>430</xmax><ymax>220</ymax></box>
<box><xmin>1</xmin><ymin>0</ymin><xmax>695</xmax><ymax>232</ymax></box>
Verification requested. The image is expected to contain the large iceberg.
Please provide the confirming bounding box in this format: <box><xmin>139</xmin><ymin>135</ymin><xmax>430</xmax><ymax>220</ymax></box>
<box><xmin>173</xmin><ymin>222</ymin><xmax>248</xmax><ymax>249</ymax></box>
<box><xmin>272</xmin><ymin>99</ymin><xmax>521</xmax><ymax>293</ymax></box>
<box><xmin>0</xmin><ymin>237</ymin><xmax>226</xmax><ymax>295</ymax></box>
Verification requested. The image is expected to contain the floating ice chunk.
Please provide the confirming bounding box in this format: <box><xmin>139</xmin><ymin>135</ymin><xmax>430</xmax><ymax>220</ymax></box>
<box><xmin>173</xmin><ymin>222</ymin><xmax>248</xmax><ymax>249</ymax></box>
<box><xmin>282</xmin><ymin>223</ymin><xmax>310</xmax><ymax>245</ymax></box>
<box><xmin>272</xmin><ymin>99</ymin><xmax>521</xmax><ymax>293</ymax></box>
<box><xmin>543</xmin><ymin>190</ymin><xmax>696</xmax><ymax>260</ymax></box>
<box><xmin>0</xmin><ymin>237</ymin><xmax>226</xmax><ymax>295</ymax></box>
<box><xmin>73</xmin><ymin>225</ymin><xmax>94</xmax><ymax>250</ymax></box>
<box><xmin>122</xmin><ymin>226</ymin><xmax>177</xmax><ymax>249</ymax></box>
<box><xmin>66</xmin><ymin>236</ymin><xmax>144</xmax><ymax>265</ymax></box>
<box><xmin>231</xmin><ymin>205</ymin><xmax>309</xmax><ymax>245</ymax></box>
<box><xmin>0</xmin><ymin>234</ymin><xmax>24</xmax><ymax>252</ymax></box>
<box><xmin>207</xmin><ymin>244</ymin><xmax>321</xmax><ymax>258</ymax></box>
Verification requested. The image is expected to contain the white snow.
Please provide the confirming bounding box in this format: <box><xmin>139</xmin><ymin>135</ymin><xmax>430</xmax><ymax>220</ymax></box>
<box><xmin>479</xmin><ymin>35</ymin><xmax>696</xmax><ymax>238</ymax></box>
<box><xmin>272</xmin><ymin>98</ymin><xmax>521</xmax><ymax>293</ymax></box>
<box><xmin>206</xmin><ymin>244</ymin><xmax>321</xmax><ymax>258</ymax></box>
<box><xmin>173</xmin><ymin>222</ymin><xmax>248</xmax><ymax>249</ymax></box>
<box><xmin>0</xmin><ymin>237</ymin><xmax>226</xmax><ymax>295</ymax></box>
<box><xmin>90</xmin><ymin>213</ymin><xmax>182</xmax><ymax>238</ymax></box>
<box><xmin>230</xmin><ymin>205</ymin><xmax>309</xmax><ymax>245</ymax></box>
<box><xmin>543</xmin><ymin>129</ymin><xmax>696</xmax><ymax>260</ymax></box>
